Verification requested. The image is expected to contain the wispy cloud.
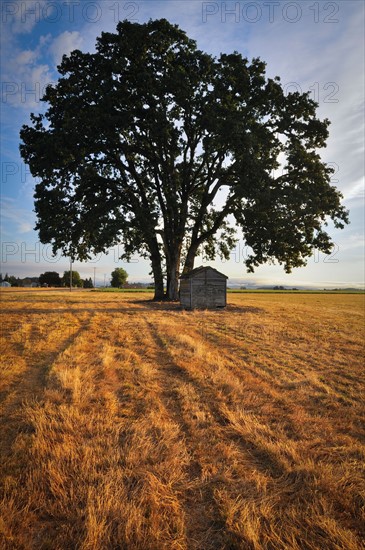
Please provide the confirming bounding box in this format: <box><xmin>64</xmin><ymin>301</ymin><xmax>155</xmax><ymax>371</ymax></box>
<box><xmin>50</xmin><ymin>30</ymin><xmax>84</xmax><ymax>65</ymax></box>
<box><xmin>1</xmin><ymin>31</ymin><xmax>54</xmax><ymax>109</ymax></box>
<box><xmin>1</xmin><ymin>0</ymin><xmax>50</xmax><ymax>36</ymax></box>
<box><xmin>343</xmin><ymin>178</ymin><xmax>365</xmax><ymax>202</ymax></box>
<box><xmin>1</xmin><ymin>0</ymin><xmax>363</xmax><ymax>286</ymax></box>
<box><xmin>1</xmin><ymin>197</ymin><xmax>35</xmax><ymax>235</ymax></box>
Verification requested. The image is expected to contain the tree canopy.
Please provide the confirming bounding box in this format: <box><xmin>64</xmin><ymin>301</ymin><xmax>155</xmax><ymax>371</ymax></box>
<box><xmin>39</xmin><ymin>271</ymin><xmax>62</xmax><ymax>287</ymax></box>
<box><xmin>83</xmin><ymin>277</ymin><xmax>94</xmax><ymax>288</ymax></box>
<box><xmin>62</xmin><ymin>270</ymin><xmax>83</xmax><ymax>288</ymax></box>
<box><xmin>111</xmin><ymin>267</ymin><xmax>128</xmax><ymax>288</ymax></box>
<box><xmin>20</xmin><ymin>18</ymin><xmax>349</xmax><ymax>300</ymax></box>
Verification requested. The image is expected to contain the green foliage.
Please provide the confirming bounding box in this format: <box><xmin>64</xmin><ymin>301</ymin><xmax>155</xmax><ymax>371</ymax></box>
<box><xmin>83</xmin><ymin>277</ymin><xmax>94</xmax><ymax>288</ymax></box>
<box><xmin>62</xmin><ymin>270</ymin><xmax>83</xmax><ymax>287</ymax></box>
<box><xmin>110</xmin><ymin>268</ymin><xmax>128</xmax><ymax>288</ymax></box>
<box><xmin>39</xmin><ymin>271</ymin><xmax>61</xmax><ymax>287</ymax></box>
<box><xmin>20</xmin><ymin>19</ymin><xmax>349</xmax><ymax>299</ymax></box>
<box><xmin>2</xmin><ymin>275</ymin><xmax>18</xmax><ymax>286</ymax></box>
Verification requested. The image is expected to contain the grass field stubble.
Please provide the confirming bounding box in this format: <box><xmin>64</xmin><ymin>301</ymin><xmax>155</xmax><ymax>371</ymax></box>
<box><xmin>0</xmin><ymin>289</ymin><xmax>364</xmax><ymax>549</ymax></box>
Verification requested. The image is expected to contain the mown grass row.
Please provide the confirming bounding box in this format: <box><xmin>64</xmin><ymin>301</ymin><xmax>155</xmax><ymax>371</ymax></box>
<box><xmin>0</xmin><ymin>291</ymin><xmax>364</xmax><ymax>549</ymax></box>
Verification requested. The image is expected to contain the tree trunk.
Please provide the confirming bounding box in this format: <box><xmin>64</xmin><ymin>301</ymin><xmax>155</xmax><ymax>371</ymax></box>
<box><xmin>149</xmin><ymin>240</ymin><xmax>165</xmax><ymax>301</ymax></box>
<box><xmin>153</xmin><ymin>266</ymin><xmax>164</xmax><ymax>300</ymax></box>
<box><xmin>165</xmin><ymin>248</ymin><xmax>181</xmax><ymax>301</ymax></box>
<box><xmin>166</xmin><ymin>261</ymin><xmax>180</xmax><ymax>300</ymax></box>
<box><xmin>183</xmin><ymin>242</ymin><xmax>199</xmax><ymax>274</ymax></box>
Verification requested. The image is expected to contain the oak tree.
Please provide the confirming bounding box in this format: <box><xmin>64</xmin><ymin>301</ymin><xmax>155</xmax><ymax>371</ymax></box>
<box><xmin>111</xmin><ymin>267</ymin><xmax>128</xmax><ymax>288</ymax></box>
<box><xmin>20</xmin><ymin>19</ymin><xmax>348</xmax><ymax>300</ymax></box>
<box><xmin>39</xmin><ymin>271</ymin><xmax>62</xmax><ymax>287</ymax></box>
<box><xmin>62</xmin><ymin>270</ymin><xmax>83</xmax><ymax>288</ymax></box>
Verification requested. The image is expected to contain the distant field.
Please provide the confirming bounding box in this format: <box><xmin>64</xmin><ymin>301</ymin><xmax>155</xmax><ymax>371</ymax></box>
<box><xmin>0</xmin><ymin>289</ymin><xmax>364</xmax><ymax>549</ymax></box>
<box><xmin>227</xmin><ymin>289</ymin><xmax>365</xmax><ymax>294</ymax></box>
<box><xmin>93</xmin><ymin>288</ymin><xmax>365</xmax><ymax>294</ymax></box>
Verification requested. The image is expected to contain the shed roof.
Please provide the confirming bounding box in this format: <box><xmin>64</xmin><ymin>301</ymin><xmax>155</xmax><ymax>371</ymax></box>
<box><xmin>179</xmin><ymin>266</ymin><xmax>228</xmax><ymax>280</ymax></box>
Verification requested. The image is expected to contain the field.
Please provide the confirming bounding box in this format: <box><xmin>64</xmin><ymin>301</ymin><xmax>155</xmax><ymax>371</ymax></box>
<box><xmin>0</xmin><ymin>289</ymin><xmax>364</xmax><ymax>550</ymax></box>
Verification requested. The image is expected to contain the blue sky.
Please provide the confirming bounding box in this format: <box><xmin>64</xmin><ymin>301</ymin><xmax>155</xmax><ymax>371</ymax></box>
<box><xmin>1</xmin><ymin>0</ymin><xmax>364</xmax><ymax>287</ymax></box>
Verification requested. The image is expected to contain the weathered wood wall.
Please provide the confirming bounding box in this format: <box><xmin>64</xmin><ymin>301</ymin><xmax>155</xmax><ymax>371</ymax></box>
<box><xmin>179</xmin><ymin>279</ymin><xmax>191</xmax><ymax>308</ymax></box>
<box><xmin>191</xmin><ymin>278</ymin><xmax>226</xmax><ymax>308</ymax></box>
<box><xmin>179</xmin><ymin>268</ymin><xmax>227</xmax><ymax>309</ymax></box>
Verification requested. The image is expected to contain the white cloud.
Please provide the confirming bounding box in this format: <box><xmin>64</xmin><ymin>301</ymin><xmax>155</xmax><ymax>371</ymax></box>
<box><xmin>2</xmin><ymin>62</ymin><xmax>54</xmax><ymax>109</ymax></box>
<box><xmin>18</xmin><ymin>222</ymin><xmax>34</xmax><ymax>233</ymax></box>
<box><xmin>15</xmin><ymin>49</ymin><xmax>38</xmax><ymax>65</ymax></box>
<box><xmin>1</xmin><ymin>30</ymin><xmax>54</xmax><ymax>109</ymax></box>
<box><xmin>343</xmin><ymin>178</ymin><xmax>365</xmax><ymax>202</ymax></box>
<box><xmin>1</xmin><ymin>0</ymin><xmax>363</xmax><ymax>286</ymax></box>
<box><xmin>1</xmin><ymin>197</ymin><xmax>35</xmax><ymax>235</ymax></box>
<box><xmin>50</xmin><ymin>31</ymin><xmax>84</xmax><ymax>65</ymax></box>
<box><xmin>1</xmin><ymin>1</ymin><xmax>50</xmax><ymax>35</ymax></box>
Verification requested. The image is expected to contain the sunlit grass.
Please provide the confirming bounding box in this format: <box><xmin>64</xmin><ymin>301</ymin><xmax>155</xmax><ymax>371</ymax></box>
<box><xmin>0</xmin><ymin>289</ymin><xmax>364</xmax><ymax>549</ymax></box>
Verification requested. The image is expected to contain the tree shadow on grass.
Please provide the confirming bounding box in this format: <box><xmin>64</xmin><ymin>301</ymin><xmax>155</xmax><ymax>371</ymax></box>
<box><xmin>0</xmin><ymin>301</ymin><xmax>265</xmax><ymax>315</ymax></box>
<box><xmin>128</xmin><ymin>299</ymin><xmax>265</xmax><ymax>314</ymax></box>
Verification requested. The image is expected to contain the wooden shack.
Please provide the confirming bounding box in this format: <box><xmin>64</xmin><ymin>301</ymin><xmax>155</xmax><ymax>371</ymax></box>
<box><xmin>179</xmin><ymin>266</ymin><xmax>228</xmax><ymax>309</ymax></box>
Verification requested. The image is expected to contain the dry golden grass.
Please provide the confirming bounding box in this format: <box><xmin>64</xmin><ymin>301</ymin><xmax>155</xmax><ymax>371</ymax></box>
<box><xmin>0</xmin><ymin>289</ymin><xmax>364</xmax><ymax>549</ymax></box>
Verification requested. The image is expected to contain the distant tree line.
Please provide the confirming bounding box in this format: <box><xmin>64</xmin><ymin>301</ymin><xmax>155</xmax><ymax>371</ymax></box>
<box><xmin>0</xmin><ymin>271</ymin><xmax>94</xmax><ymax>288</ymax></box>
<box><xmin>1</xmin><ymin>269</ymin><xmax>130</xmax><ymax>288</ymax></box>
<box><xmin>0</xmin><ymin>273</ymin><xmax>39</xmax><ymax>287</ymax></box>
